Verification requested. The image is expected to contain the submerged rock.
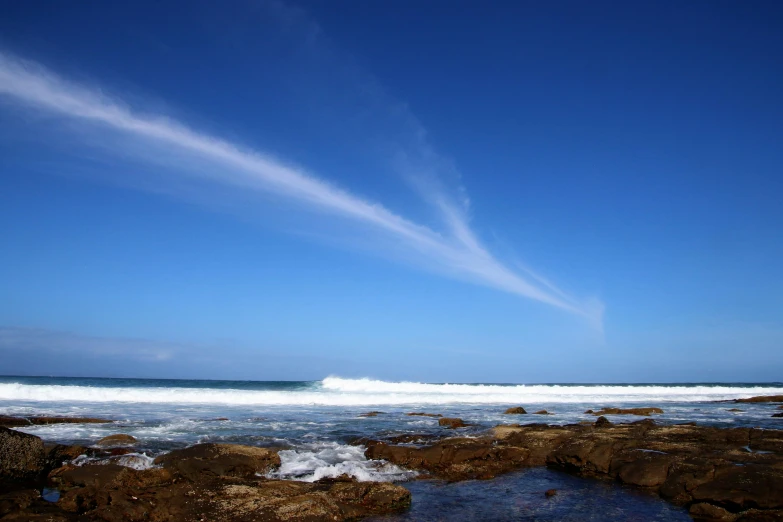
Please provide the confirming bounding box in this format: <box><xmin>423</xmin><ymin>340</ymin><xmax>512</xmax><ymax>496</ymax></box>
<box><xmin>504</xmin><ymin>407</ymin><xmax>527</xmax><ymax>414</ymax></box>
<box><xmin>533</xmin><ymin>410</ymin><xmax>552</xmax><ymax>415</ymax></box>
<box><xmin>545</xmin><ymin>488</ymin><xmax>557</xmax><ymax>497</ymax></box>
<box><xmin>588</xmin><ymin>407</ymin><xmax>664</xmax><ymax>416</ymax></box>
<box><xmin>0</xmin><ymin>416</ymin><xmax>112</xmax><ymax>427</ymax></box>
<box><xmin>406</xmin><ymin>412</ymin><xmax>442</xmax><ymax>418</ymax></box>
<box><xmin>359</xmin><ymin>411</ymin><xmax>384</xmax><ymax>417</ymax></box>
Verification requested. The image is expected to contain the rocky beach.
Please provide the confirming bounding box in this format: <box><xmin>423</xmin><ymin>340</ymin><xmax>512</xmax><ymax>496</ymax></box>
<box><xmin>2</xmin><ymin>389</ymin><xmax>782</xmax><ymax>521</ymax></box>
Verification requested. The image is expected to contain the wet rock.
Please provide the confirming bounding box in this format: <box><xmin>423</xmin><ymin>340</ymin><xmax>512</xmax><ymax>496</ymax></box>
<box><xmin>691</xmin><ymin>465</ymin><xmax>783</xmax><ymax>511</ymax></box>
<box><xmin>0</xmin><ymin>427</ymin><xmax>46</xmax><ymax>485</ymax></box>
<box><xmin>533</xmin><ymin>410</ymin><xmax>552</xmax><ymax>415</ymax></box>
<box><xmin>728</xmin><ymin>408</ymin><xmax>744</xmax><ymax>412</ymax></box>
<box><xmin>371</xmin><ymin>421</ymin><xmax>783</xmax><ymax>519</ymax></box>
<box><xmin>153</xmin><ymin>443</ymin><xmax>281</xmax><ymax>481</ymax></box>
<box><xmin>359</xmin><ymin>411</ymin><xmax>384</xmax><ymax>417</ymax></box>
<box><xmin>385</xmin><ymin>433</ymin><xmax>439</xmax><ymax>445</ymax></box>
<box><xmin>690</xmin><ymin>502</ymin><xmax>738</xmax><ymax>521</ymax></box>
<box><xmin>595</xmin><ymin>416</ymin><xmax>612</xmax><ymax>428</ymax></box>
<box><xmin>406</xmin><ymin>412</ymin><xmax>442</xmax><ymax>417</ymax></box>
<box><xmin>45</xmin><ymin>444</ymin><xmax>88</xmax><ymax>470</ymax></box>
<box><xmin>0</xmin><ymin>416</ymin><xmax>112</xmax><ymax>427</ymax></box>
<box><xmin>95</xmin><ymin>434</ymin><xmax>137</xmax><ymax>447</ymax></box>
<box><xmin>734</xmin><ymin>395</ymin><xmax>783</xmax><ymax>403</ymax></box>
<box><xmin>772</xmin><ymin>413</ymin><xmax>783</xmax><ymax>418</ymax></box>
<box><xmin>545</xmin><ymin>488</ymin><xmax>557</xmax><ymax>497</ymax></box>
<box><xmin>438</xmin><ymin>417</ymin><xmax>467</xmax><ymax>429</ymax></box>
<box><xmin>589</xmin><ymin>407</ymin><xmax>664</xmax><ymax>416</ymax></box>
<box><xmin>504</xmin><ymin>407</ymin><xmax>527</xmax><ymax>414</ymax></box>
<box><xmin>364</xmin><ymin>437</ymin><xmax>530</xmax><ymax>481</ymax></box>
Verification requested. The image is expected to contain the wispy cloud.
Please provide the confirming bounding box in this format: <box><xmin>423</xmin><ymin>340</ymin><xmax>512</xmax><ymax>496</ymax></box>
<box><xmin>0</xmin><ymin>50</ymin><xmax>601</xmax><ymax>323</ymax></box>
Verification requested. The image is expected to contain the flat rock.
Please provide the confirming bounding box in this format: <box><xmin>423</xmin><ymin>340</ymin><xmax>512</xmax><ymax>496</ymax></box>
<box><xmin>0</xmin><ymin>416</ymin><xmax>112</xmax><ymax>427</ymax></box>
<box><xmin>734</xmin><ymin>395</ymin><xmax>783</xmax><ymax>403</ymax></box>
<box><xmin>503</xmin><ymin>407</ymin><xmax>527</xmax><ymax>414</ymax></box>
<box><xmin>406</xmin><ymin>412</ymin><xmax>442</xmax><ymax>417</ymax></box>
<box><xmin>153</xmin><ymin>443</ymin><xmax>281</xmax><ymax>482</ymax></box>
<box><xmin>589</xmin><ymin>407</ymin><xmax>664</xmax><ymax>416</ymax></box>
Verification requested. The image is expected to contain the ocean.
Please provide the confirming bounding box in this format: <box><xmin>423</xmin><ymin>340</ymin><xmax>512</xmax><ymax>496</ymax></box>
<box><xmin>3</xmin><ymin>376</ymin><xmax>782</xmax><ymax>520</ymax></box>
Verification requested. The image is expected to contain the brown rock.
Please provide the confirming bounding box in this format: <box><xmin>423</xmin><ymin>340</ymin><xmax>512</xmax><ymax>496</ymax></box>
<box><xmin>438</xmin><ymin>418</ymin><xmax>467</xmax><ymax>429</ymax></box>
<box><xmin>153</xmin><ymin>443</ymin><xmax>280</xmax><ymax>481</ymax></box>
<box><xmin>613</xmin><ymin>451</ymin><xmax>675</xmax><ymax>487</ymax></box>
<box><xmin>734</xmin><ymin>395</ymin><xmax>783</xmax><ymax>403</ymax></box>
<box><xmin>45</xmin><ymin>444</ymin><xmax>88</xmax><ymax>470</ymax></box>
<box><xmin>728</xmin><ymin>408</ymin><xmax>744</xmax><ymax>412</ymax></box>
<box><xmin>545</xmin><ymin>488</ymin><xmax>557</xmax><ymax>497</ymax></box>
<box><xmin>691</xmin><ymin>465</ymin><xmax>783</xmax><ymax>510</ymax></box>
<box><xmin>0</xmin><ymin>427</ymin><xmax>46</xmax><ymax>485</ymax></box>
<box><xmin>359</xmin><ymin>411</ymin><xmax>384</xmax><ymax>417</ymax></box>
<box><xmin>595</xmin><ymin>416</ymin><xmax>612</xmax><ymax>428</ymax></box>
<box><xmin>589</xmin><ymin>407</ymin><xmax>664</xmax><ymax>416</ymax></box>
<box><xmin>504</xmin><ymin>407</ymin><xmax>527</xmax><ymax>414</ymax></box>
<box><xmin>95</xmin><ymin>434</ymin><xmax>137</xmax><ymax>447</ymax></box>
<box><xmin>690</xmin><ymin>502</ymin><xmax>738</xmax><ymax>521</ymax></box>
<box><xmin>533</xmin><ymin>410</ymin><xmax>552</xmax><ymax>415</ymax></box>
<box><xmin>406</xmin><ymin>412</ymin><xmax>442</xmax><ymax>417</ymax></box>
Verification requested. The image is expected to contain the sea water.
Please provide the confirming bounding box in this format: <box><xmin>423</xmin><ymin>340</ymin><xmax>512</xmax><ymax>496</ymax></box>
<box><xmin>2</xmin><ymin>376</ymin><xmax>782</xmax><ymax>520</ymax></box>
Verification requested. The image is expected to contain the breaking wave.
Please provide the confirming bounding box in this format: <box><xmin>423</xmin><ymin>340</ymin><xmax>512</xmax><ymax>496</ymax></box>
<box><xmin>1</xmin><ymin>377</ymin><xmax>781</xmax><ymax>406</ymax></box>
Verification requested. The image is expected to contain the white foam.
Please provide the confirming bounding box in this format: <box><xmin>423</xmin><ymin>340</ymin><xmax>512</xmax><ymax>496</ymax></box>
<box><xmin>1</xmin><ymin>378</ymin><xmax>781</xmax><ymax>406</ymax></box>
<box><xmin>267</xmin><ymin>442</ymin><xmax>417</xmax><ymax>482</ymax></box>
<box><xmin>70</xmin><ymin>452</ymin><xmax>156</xmax><ymax>471</ymax></box>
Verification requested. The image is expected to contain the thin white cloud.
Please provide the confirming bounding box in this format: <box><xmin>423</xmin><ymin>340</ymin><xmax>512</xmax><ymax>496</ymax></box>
<box><xmin>0</xmin><ymin>50</ymin><xmax>601</xmax><ymax>322</ymax></box>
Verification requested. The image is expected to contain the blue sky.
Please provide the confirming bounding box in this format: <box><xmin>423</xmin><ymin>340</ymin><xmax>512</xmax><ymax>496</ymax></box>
<box><xmin>0</xmin><ymin>1</ymin><xmax>781</xmax><ymax>382</ymax></box>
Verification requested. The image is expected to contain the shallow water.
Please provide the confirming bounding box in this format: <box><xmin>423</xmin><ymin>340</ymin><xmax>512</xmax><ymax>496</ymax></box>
<box><xmin>367</xmin><ymin>468</ymin><xmax>691</xmax><ymax>521</ymax></box>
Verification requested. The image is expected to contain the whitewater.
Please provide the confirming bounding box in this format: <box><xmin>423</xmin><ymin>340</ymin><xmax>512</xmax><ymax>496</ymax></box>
<box><xmin>2</xmin><ymin>376</ymin><xmax>782</xmax><ymax>406</ymax></box>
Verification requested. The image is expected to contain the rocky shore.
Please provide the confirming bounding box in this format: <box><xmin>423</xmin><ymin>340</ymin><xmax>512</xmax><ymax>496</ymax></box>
<box><xmin>363</xmin><ymin>418</ymin><xmax>783</xmax><ymax>521</ymax></box>
<box><xmin>1</xmin><ymin>397</ymin><xmax>782</xmax><ymax>521</ymax></box>
<box><xmin>0</xmin><ymin>427</ymin><xmax>410</xmax><ymax>521</ymax></box>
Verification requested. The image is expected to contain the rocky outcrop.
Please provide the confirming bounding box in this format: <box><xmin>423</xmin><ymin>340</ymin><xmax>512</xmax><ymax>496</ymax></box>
<box><xmin>405</xmin><ymin>412</ymin><xmax>442</xmax><ymax>417</ymax></box>
<box><xmin>733</xmin><ymin>395</ymin><xmax>783</xmax><ymax>403</ymax></box>
<box><xmin>587</xmin><ymin>407</ymin><xmax>664</xmax><ymax>416</ymax></box>
<box><xmin>95</xmin><ymin>434</ymin><xmax>137</xmax><ymax>447</ymax></box>
<box><xmin>359</xmin><ymin>412</ymin><xmax>383</xmax><ymax>417</ymax></box>
<box><xmin>504</xmin><ymin>407</ymin><xmax>527</xmax><ymax>414</ymax></box>
<box><xmin>0</xmin><ymin>427</ymin><xmax>46</xmax><ymax>485</ymax></box>
<box><xmin>3</xmin><ymin>433</ymin><xmax>411</xmax><ymax>521</ymax></box>
<box><xmin>0</xmin><ymin>416</ymin><xmax>112</xmax><ymax>427</ymax></box>
<box><xmin>153</xmin><ymin>443</ymin><xmax>281</xmax><ymax>481</ymax></box>
<box><xmin>362</xmin><ymin>422</ymin><xmax>783</xmax><ymax>520</ymax></box>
